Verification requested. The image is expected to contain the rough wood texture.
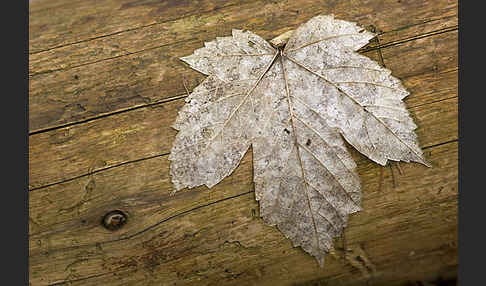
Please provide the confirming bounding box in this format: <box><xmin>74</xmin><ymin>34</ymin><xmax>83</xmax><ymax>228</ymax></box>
<box><xmin>29</xmin><ymin>0</ymin><xmax>458</xmax><ymax>285</ymax></box>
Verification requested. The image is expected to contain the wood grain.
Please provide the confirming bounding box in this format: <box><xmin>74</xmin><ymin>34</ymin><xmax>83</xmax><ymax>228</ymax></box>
<box><xmin>29</xmin><ymin>0</ymin><xmax>458</xmax><ymax>285</ymax></box>
<box><xmin>30</xmin><ymin>142</ymin><xmax>457</xmax><ymax>286</ymax></box>
<box><xmin>29</xmin><ymin>0</ymin><xmax>242</xmax><ymax>53</ymax></box>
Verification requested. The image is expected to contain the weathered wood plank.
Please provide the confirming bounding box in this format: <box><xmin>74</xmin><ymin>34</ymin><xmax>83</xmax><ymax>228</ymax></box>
<box><xmin>28</xmin><ymin>30</ymin><xmax>458</xmax><ymax>189</ymax></box>
<box><xmin>29</xmin><ymin>94</ymin><xmax>458</xmax><ymax>254</ymax></box>
<box><xmin>29</xmin><ymin>141</ymin><xmax>457</xmax><ymax>286</ymax></box>
<box><xmin>28</xmin><ymin>1</ymin><xmax>457</xmax><ymax>132</ymax></box>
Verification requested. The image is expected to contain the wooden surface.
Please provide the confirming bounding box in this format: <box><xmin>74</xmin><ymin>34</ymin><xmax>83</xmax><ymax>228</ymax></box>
<box><xmin>29</xmin><ymin>0</ymin><xmax>458</xmax><ymax>285</ymax></box>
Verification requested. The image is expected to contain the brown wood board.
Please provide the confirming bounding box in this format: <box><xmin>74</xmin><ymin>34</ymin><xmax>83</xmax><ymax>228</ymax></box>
<box><xmin>29</xmin><ymin>0</ymin><xmax>458</xmax><ymax>285</ymax></box>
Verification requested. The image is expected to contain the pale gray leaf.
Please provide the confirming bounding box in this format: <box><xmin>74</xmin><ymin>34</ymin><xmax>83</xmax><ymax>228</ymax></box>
<box><xmin>169</xmin><ymin>15</ymin><xmax>429</xmax><ymax>267</ymax></box>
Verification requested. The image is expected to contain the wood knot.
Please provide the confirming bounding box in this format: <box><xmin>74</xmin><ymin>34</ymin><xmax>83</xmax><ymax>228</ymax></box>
<box><xmin>102</xmin><ymin>210</ymin><xmax>127</xmax><ymax>231</ymax></box>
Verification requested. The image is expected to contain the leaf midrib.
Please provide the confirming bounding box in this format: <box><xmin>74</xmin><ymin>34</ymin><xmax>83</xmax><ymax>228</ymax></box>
<box><xmin>279</xmin><ymin>50</ymin><xmax>323</xmax><ymax>255</ymax></box>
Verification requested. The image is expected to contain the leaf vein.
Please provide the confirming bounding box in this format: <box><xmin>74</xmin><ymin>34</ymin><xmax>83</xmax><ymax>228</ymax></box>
<box><xmin>285</xmin><ymin>55</ymin><xmax>427</xmax><ymax>165</ymax></box>
<box><xmin>297</xmin><ymin>142</ymin><xmax>360</xmax><ymax>209</ymax></box>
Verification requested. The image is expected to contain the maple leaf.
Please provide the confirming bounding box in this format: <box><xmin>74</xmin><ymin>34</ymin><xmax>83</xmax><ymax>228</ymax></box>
<box><xmin>168</xmin><ymin>15</ymin><xmax>429</xmax><ymax>267</ymax></box>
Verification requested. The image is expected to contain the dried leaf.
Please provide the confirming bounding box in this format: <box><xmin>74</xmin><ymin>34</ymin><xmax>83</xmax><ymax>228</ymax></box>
<box><xmin>169</xmin><ymin>15</ymin><xmax>429</xmax><ymax>267</ymax></box>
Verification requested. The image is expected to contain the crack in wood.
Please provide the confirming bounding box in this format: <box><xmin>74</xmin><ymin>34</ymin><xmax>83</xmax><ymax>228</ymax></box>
<box><xmin>359</xmin><ymin>26</ymin><xmax>458</xmax><ymax>53</ymax></box>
